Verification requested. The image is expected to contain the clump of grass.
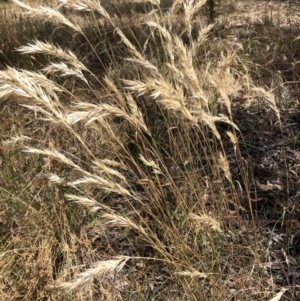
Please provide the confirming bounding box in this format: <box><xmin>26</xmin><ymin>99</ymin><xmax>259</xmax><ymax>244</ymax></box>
<box><xmin>0</xmin><ymin>0</ymin><xmax>283</xmax><ymax>300</ymax></box>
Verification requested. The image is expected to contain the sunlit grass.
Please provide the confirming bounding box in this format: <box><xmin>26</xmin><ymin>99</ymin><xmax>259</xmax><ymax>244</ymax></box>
<box><xmin>1</xmin><ymin>0</ymin><xmax>299</xmax><ymax>300</ymax></box>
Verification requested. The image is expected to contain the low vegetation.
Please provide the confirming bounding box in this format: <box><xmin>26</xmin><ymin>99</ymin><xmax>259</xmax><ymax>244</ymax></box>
<box><xmin>1</xmin><ymin>0</ymin><xmax>300</xmax><ymax>300</ymax></box>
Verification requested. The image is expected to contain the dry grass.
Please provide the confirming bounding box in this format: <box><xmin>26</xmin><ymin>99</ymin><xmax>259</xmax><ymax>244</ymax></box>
<box><xmin>1</xmin><ymin>0</ymin><xmax>300</xmax><ymax>300</ymax></box>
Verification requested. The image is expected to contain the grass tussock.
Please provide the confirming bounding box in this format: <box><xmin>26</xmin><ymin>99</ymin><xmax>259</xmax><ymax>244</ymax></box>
<box><xmin>1</xmin><ymin>0</ymin><xmax>300</xmax><ymax>300</ymax></box>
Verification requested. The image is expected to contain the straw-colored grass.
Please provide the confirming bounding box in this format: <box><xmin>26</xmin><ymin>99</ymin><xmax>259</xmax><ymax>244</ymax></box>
<box><xmin>1</xmin><ymin>0</ymin><xmax>300</xmax><ymax>300</ymax></box>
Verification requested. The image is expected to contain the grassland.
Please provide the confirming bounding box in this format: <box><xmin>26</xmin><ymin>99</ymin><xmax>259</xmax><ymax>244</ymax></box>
<box><xmin>1</xmin><ymin>0</ymin><xmax>300</xmax><ymax>300</ymax></box>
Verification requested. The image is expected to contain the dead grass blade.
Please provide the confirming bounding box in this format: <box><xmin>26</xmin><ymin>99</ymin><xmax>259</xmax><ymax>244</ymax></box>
<box><xmin>218</xmin><ymin>151</ymin><xmax>232</xmax><ymax>184</ymax></box>
<box><xmin>58</xmin><ymin>256</ymin><xmax>130</xmax><ymax>291</ymax></box>
<box><xmin>17</xmin><ymin>40</ymin><xmax>88</xmax><ymax>71</ymax></box>
<box><xmin>139</xmin><ymin>154</ymin><xmax>162</xmax><ymax>175</ymax></box>
<box><xmin>252</xmin><ymin>86</ymin><xmax>280</xmax><ymax>121</ymax></box>
<box><xmin>189</xmin><ymin>213</ymin><xmax>222</xmax><ymax>233</ymax></box>
<box><xmin>42</xmin><ymin>62</ymin><xmax>87</xmax><ymax>83</ymax></box>
<box><xmin>1</xmin><ymin>135</ymin><xmax>31</xmax><ymax>151</ymax></box>
<box><xmin>67</xmin><ymin>176</ymin><xmax>134</xmax><ymax>198</ymax></box>
<box><xmin>58</xmin><ymin>0</ymin><xmax>111</xmax><ymax>19</ymax></box>
<box><xmin>12</xmin><ymin>0</ymin><xmax>83</xmax><ymax>33</ymax></box>
<box><xmin>174</xmin><ymin>270</ymin><xmax>208</xmax><ymax>279</ymax></box>
<box><xmin>64</xmin><ymin>194</ymin><xmax>112</xmax><ymax>212</ymax></box>
<box><xmin>268</xmin><ymin>288</ymin><xmax>288</xmax><ymax>301</ymax></box>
